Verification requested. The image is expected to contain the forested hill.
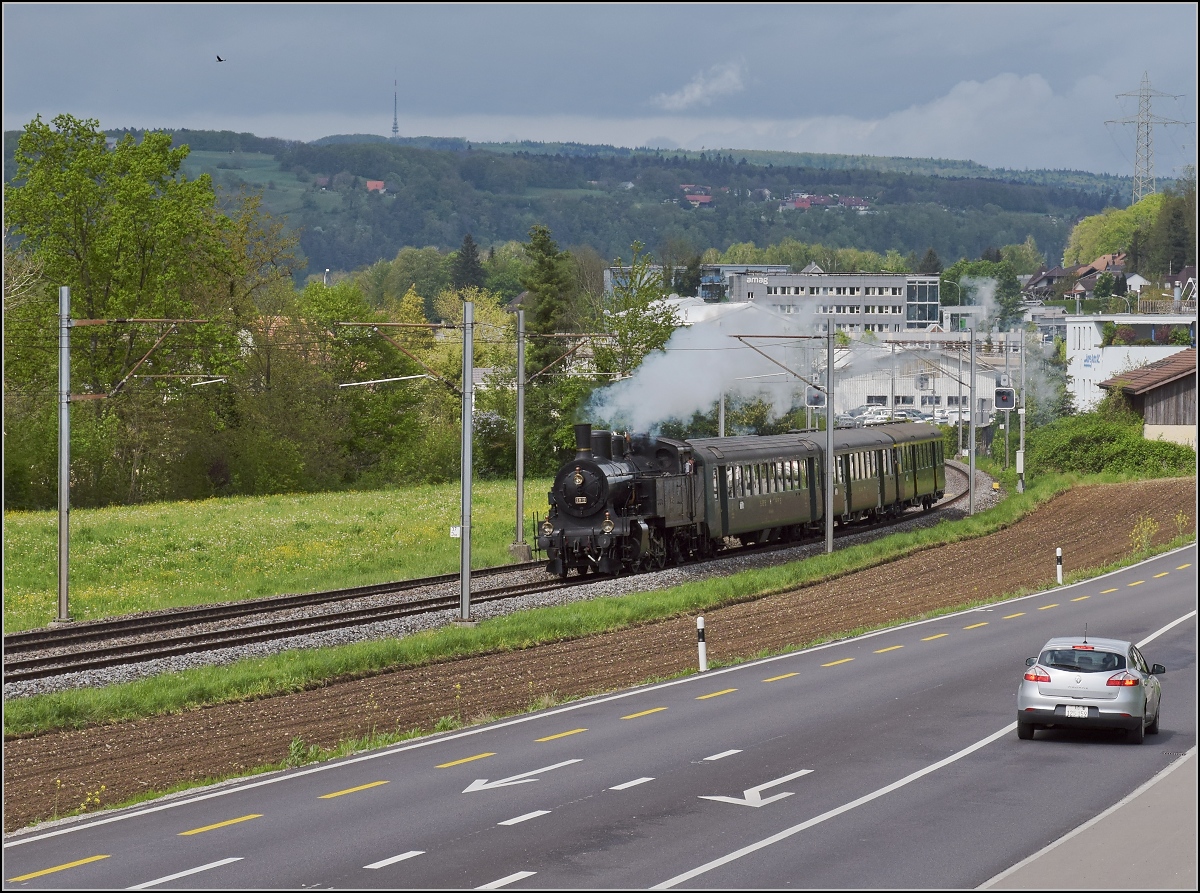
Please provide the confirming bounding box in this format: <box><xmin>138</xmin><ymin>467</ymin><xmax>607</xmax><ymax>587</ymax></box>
<box><xmin>274</xmin><ymin>139</ymin><xmax>1113</xmax><ymax>276</ymax></box>
<box><xmin>4</xmin><ymin>128</ymin><xmax>1135</xmax><ymax>277</ymax></box>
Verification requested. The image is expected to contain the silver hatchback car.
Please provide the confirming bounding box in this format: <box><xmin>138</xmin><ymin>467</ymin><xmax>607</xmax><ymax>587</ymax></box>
<box><xmin>1016</xmin><ymin>636</ymin><xmax>1165</xmax><ymax>743</ymax></box>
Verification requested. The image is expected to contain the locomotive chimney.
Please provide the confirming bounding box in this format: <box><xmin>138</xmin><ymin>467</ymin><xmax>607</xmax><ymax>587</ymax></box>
<box><xmin>574</xmin><ymin>423</ymin><xmax>593</xmax><ymax>459</ymax></box>
<box><xmin>591</xmin><ymin>430</ymin><xmax>612</xmax><ymax>460</ymax></box>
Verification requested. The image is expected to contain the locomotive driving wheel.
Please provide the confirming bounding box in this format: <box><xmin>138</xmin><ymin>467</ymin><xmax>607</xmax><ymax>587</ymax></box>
<box><xmin>644</xmin><ymin>533</ymin><xmax>668</xmax><ymax>571</ymax></box>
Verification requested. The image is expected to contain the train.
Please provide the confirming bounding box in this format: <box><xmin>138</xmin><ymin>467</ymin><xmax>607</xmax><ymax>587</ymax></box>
<box><xmin>537</xmin><ymin>422</ymin><xmax>947</xmax><ymax>577</ymax></box>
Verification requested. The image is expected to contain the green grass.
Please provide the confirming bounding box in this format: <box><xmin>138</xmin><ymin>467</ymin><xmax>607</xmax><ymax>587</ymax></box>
<box><xmin>3</xmin><ymin>478</ymin><xmax>553</xmax><ymax>631</ymax></box>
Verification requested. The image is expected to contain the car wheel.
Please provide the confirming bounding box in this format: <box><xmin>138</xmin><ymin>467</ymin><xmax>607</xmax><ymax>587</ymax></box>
<box><xmin>1016</xmin><ymin>722</ymin><xmax>1035</xmax><ymax>740</ymax></box>
<box><xmin>1128</xmin><ymin>717</ymin><xmax>1145</xmax><ymax>744</ymax></box>
<box><xmin>1147</xmin><ymin>704</ymin><xmax>1161</xmax><ymax>735</ymax></box>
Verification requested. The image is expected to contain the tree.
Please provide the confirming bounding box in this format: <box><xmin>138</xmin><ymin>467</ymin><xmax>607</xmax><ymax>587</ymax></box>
<box><xmin>1062</xmin><ymin>195</ymin><xmax>1162</xmax><ymax>266</ymax></box>
<box><xmin>941</xmin><ymin>258</ymin><xmax>1023</xmax><ymax>330</ymax></box>
<box><xmin>981</xmin><ymin>246</ymin><xmax>1002</xmax><ymax>263</ymax></box>
<box><xmin>3</xmin><ymin>114</ymin><xmax>296</xmax><ymax>506</ymax></box>
<box><xmin>520</xmin><ymin>224</ymin><xmax>575</xmax><ymax>371</ymax></box>
<box><xmin>674</xmin><ymin>255</ymin><xmax>703</xmax><ymax>296</ymax></box>
<box><xmin>1093</xmin><ymin>272</ymin><xmax>1115</xmax><ymax>302</ymax></box>
<box><xmin>1000</xmin><ymin>235</ymin><xmax>1045</xmax><ymax>275</ymax></box>
<box><xmin>450</xmin><ymin>233</ymin><xmax>487</xmax><ymax>290</ymax></box>
<box><xmin>519</xmin><ymin>224</ymin><xmax>583</xmax><ymax>471</ymax></box>
<box><xmin>592</xmin><ymin>242</ymin><xmax>681</xmax><ymax>380</ymax></box>
<box><xmin>917</xmin><ymin>247</ymin><xmax>942</xmax><ymax>274</ymax></box>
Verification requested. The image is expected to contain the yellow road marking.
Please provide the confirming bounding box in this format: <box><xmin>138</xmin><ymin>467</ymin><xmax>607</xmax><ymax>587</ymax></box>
<box><xmin>1154</xmin><ymin>572</ymin><xmax>1169</xmax><ymax>578</ymax></box>
<box><xmin>436</xmin><ymin>752</ymin><xmax>495</xmax><ymax>768</ymax></box>
<box><xmin>622</xmin><ymin>707</ymin><xmax>667</xmax><ymax>719</ymax></box>
<box><xmin>874</xmin><ymin>645</ymin><xmax>904</xmax><ymax>653</ymax></box>
<box><xmin>964</xmin><ymin>622</ymin><xmax>988</xmax><ymax>630</ymax></box>
<box><xmin>696</xmin><ymin>689</ymin><xmax>737</xmax><ymax>700</ymax></box>
<box><xmin>1128</xmin><ymin>580</ymin><xmax>1145</xmax><ymax>587</ymax></box>
<box><xmin>822</xmin><ymin>658</ymin><xmax>854</xmax><ymax>667</ymax></box>
<box><xmin>922</xmin><ymin>633</ymin><xmax>949</xmax><ymax>641</ymax></box>
<box><xmin>1177</xmin><ymin>563</ymin><xmax>1191</xmax><ymax>570</ymax></box>
<box><xmin>1071</xmin><ymin>596</ymin><xmax>1089</xmax><ymax>602</ymax></box>
<box><xmin>179</xmin><ymin>814</ymin><xmax>262</xmax><ymax>835</ymax></box>
<box><xmin>1038</xmin><ymin>604</ymin><xmax>1058</xmax><ymax>610</ymax></box>
<box><xmin>763</xmin><ymin>672</ymin><xmax>798</xmax><ymax>682</ymax></box>
<box><xmin>320</xmin><ymin>781</ymin><xmax>389</xmax><ymax>799</ymax></box>
<box><xmin>8</xmin><ymin>855</ymin><xmax>109</xmax><ymax>882</ymax></box>
<box><xmin>1003</xmin><ymin>613</ymin><xmax>1025</xmax><ymax>619</ymax></box>
<box><xmin>536</xmin><ymin>728</ymin><xmax>587</xmax><ymax>742</ymax></box>
<box><xmin>1101</xmin><ymin>588</ymin><xmax>1118</xmax><ymax>593</ymax></box>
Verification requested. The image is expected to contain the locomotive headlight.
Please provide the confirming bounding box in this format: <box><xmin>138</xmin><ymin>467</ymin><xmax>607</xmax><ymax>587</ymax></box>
<box><xmin>541</xmin><ymin>520</ymin><xmax>554</xmax><ymax>536</ymax></box>
<box><xmin>601</xmin><ymin>514</ymin><xmax>614</xmax><ymax>534</ymax></box>
<box><xmin>573</xmin><ymin>470</ymin><xmax>584</xmax><ymax>486</ymax></box>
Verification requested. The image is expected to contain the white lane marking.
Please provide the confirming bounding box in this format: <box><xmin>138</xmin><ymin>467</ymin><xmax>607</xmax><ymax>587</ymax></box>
<box><xmin>699</xmin><ymin>769</ymin><xmax>813</xmax><ymax>808</ymax></box>
<box><xmin>477</xmin><ymin>870</ymin><xmax>536</xmax><ymax>889</ymax></box>
<box><xmin>1138</xmin><ymin>610</ymin><xmax>1196</xmax><ymax>649</ymax></box>
<box><xmin>610</xmin><ymin>777</ymin><xmax>655</xmax><ymax>790</ymax></box>
<box><xmin>463</xmin><ymin>759</ymin><xmax>582</xmax><ymax>793</ymax></box>
<box><xmin>498</xmin><ymin>810</ymin><xmax>551</xmax><ymax>826</ymax></box>
<box><xmin>704</xmin><ymin>749</ymin><xmax>742</xmax><ymax>761</ymax></box>
<box><xmin>364</xmin><ymin>850</ymin><xmax>424</xmax><ymax>869</ymax></box>
<box><xmin>126</xmin><ymin>857</ymin><xmax>242</xmax><ymax>889</ymax></box>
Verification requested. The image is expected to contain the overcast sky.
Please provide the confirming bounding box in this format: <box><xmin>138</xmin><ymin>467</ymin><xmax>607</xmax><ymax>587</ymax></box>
<box><xmin>4</xmin><ymin>3</ymin><xmax>1196</xmax><ymax>177</ymax></box>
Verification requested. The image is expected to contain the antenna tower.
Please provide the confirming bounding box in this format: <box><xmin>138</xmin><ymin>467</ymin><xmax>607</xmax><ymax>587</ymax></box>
<box><xmin>392</xmin><ymin>78</ymin><xmax>399</xmax><ymax>139</ymax></box>
<box><xmin>1106</xmin><ymin>72</ymin><xmax>1189</xmax><ymax>202</ymax></box>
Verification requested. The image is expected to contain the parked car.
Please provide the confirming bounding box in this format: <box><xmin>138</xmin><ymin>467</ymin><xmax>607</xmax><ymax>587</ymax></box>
<box><xmin>1016</xmin><ymin>636</ymin><xmax>1164</xmax><ymax>743</ymax></box>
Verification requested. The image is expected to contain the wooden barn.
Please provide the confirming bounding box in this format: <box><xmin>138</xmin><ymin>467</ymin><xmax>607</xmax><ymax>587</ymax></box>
<box><xmin>1098</xmin><ymin>347</ymin><xmax>1197</xmax><ymax>449</ymax></box>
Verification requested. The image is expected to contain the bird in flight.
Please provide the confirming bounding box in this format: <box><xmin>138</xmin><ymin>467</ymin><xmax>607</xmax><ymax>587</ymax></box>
<box><xmin>216</xmin><ymin>55</ymin><xmax>225</xmax><ymax>62</ymax></box>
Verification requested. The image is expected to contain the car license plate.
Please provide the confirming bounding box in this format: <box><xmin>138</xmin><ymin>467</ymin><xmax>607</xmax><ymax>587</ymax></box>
<box><xmin>1065</xmin><ymin>705</ymin><xmax>1088</xmax><ymax>718</ymax></box>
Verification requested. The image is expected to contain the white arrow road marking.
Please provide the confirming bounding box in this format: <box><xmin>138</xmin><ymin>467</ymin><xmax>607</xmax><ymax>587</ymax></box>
<box><xmin>699</xmin><ymin>768</ymin><xmax>813</xmax><ymax>807</ymax></box>
<box><xmin>462</xmin><ymin>759</ymin><xmax>582</xmax><ymax>793</ymax></box>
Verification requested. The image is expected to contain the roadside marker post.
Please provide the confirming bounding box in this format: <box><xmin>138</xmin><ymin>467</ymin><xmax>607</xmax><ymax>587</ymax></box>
<box><xmin>697</xmin><ymin>617</ymin><xmax>708</xmax><ymax>672</ymax></box>
<box><xmin>1056</xmin><ymin>547</ymin><xmax>1063</xmax><ymax>585</ymax></box>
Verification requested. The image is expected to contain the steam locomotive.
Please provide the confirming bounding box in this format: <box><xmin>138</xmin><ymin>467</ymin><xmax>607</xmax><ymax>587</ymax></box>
<box><xmin>537</xmin><ymin>422</ymin><xmax>946</xmax><ymax>577</ymax></box>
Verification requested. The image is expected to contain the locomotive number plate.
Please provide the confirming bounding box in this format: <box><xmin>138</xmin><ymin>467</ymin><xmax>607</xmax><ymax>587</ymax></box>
<box><xmin>574</xmin><ymin>496</ymin><xmax>588</xmax><ymax>504</ymax></box>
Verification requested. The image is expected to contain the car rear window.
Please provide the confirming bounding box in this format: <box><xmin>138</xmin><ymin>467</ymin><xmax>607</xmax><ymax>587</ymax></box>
<box><xmin>1039</xmin><ymin>649</ymin><xmax>1126</xmax><ymax>672</ymax></box>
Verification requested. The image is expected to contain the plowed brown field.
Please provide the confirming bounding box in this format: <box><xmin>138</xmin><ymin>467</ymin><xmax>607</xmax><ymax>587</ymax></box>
<box><xmin>4</xmin><ymin>478</ymin><xmax>1195</xmax><ymax>833</ymax></box>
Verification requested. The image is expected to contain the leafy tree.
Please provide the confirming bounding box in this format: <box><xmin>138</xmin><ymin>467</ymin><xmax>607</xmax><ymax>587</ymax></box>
<box><xmin>1062</xmin><ymin>195</ymin><xmax>1162</xmax><ymax>266</ymax></box>
<box><xmin>917</xmin><ymin>247</ymin><xmax>942</xmax><ymax>273</ymax></box>
<box><xmin>3</xmin><ymin>114</ymin><xmax>297</xmax><ymax>507</ymax></box>
<box><xmin>1000</xmin><ymin>235</ymin><xmax>1045</xmax><ymax>275</ymax></box>
<box><xmin>941</xmin><ymin>258</ymin><xmax>1023</xmax><ymax>329</ymax></box>
<box><xmin>483</xmin><ymin>240</ymin><xmax>530</xmax><ymax>304</ymax></box>
<box><xmin>1093</xmin><ymin>271</ymin><xmax>1115</xmax><ymax>302</ymax></box>
<box><xmin>592</xmin><ymin>242</ymin><xmax>681</xmax><ymax>380</ymax></box>
<box><xmin>981</xmin><ymin>246</ymin><xmax>1002</xmax><ymax>262</ymax></box>
<box><xmin>450</xmin><ymin>233</ymin><xmax>487</xmax><ymax>289</ymax></box>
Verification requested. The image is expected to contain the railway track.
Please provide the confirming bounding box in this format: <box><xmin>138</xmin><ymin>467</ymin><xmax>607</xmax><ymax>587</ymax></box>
<box><xmin>4</xmin><ymin>464</ymin><xmax>972</xmax><ymax>686</ymax></box>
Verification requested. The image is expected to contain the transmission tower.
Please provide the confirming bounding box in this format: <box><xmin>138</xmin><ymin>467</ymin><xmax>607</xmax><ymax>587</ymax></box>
<box><xmin>1107</xmin><ymin>71</ymin><xmax>1189</xmax><ymax>202</ymax></box>
<box><xmin>391</xmin><ymin>79</ymin><xmax>400</xmax><ymax>139</ymax></box>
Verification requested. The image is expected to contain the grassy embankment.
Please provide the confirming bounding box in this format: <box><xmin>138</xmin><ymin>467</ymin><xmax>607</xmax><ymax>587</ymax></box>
<box><xmin>7</xmin><ymin>467</ymin><xmax>1195</xmax><ymax>740</ymax></box>
<box><xmin>4</xmin><ymin>478</ymin><xmax>554</xmax><ymax>632</ymax></box>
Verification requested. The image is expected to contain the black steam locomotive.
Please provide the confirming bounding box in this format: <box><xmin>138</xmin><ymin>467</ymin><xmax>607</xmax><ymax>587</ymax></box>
<box><xmin>537</xmin><ymin>422</ymin><xmax>946</xmax><ymax>577</ymax></box>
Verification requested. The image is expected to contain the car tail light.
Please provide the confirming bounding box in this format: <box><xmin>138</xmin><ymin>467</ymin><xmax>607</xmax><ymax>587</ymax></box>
<box><xmin>1024</xmin><ymin>666</ymin><xmax>1051</xmax><ymax>682</ymax></box>
<box><xmin>1106</xmin><ymin>671</ymin><xmax>1141</xmax><ymax>687</ymax></box>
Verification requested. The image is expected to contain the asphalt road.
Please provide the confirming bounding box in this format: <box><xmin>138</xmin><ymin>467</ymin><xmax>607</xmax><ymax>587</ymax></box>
<box><xmin>4</xmin><ymin>546</ymin><xmax>1196</xmax><ymax>890</ymax></box>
